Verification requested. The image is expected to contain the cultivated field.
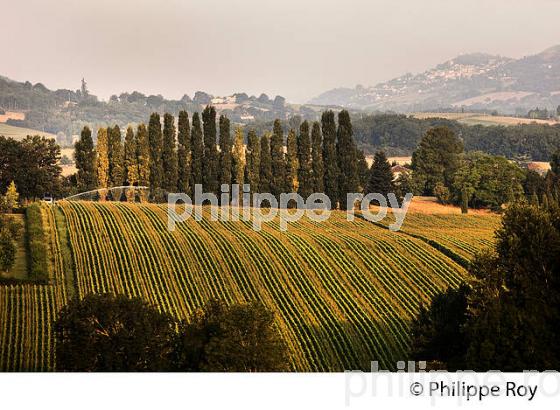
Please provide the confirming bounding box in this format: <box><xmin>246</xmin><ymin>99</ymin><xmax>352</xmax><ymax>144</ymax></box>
<box><xmin>0</xmin><ymin>202</ymin><xmax>500</xmax><ymax>371</ymax></box>
<box><xmin>0</xmin><ymin>123</ymin><xmax>56</xmax><ymax>140</ymax></box>
<box><xmin>0</xmin><ymin>111</ymin><xmax>25</xmax><ymax>123</ymax></box>
<box><xmin>411</xmin><ymin>112</ymin><xmax>558</xmax><ymax>127</ymax></box>
<box><xmin>0</xmin><ymin>207</ymin><xmax>69</xmax><ymax>371</ymax></box>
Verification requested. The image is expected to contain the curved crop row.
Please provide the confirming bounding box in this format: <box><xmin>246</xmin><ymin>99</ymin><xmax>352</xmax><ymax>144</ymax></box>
<box><xmin>56</xmin><ymin>202</ymin><xmax>477</xmax><ymax>371</ymax></box>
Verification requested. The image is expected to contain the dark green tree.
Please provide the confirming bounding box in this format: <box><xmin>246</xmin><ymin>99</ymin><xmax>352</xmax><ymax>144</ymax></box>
<box><xmin>231</xmin><ymin>127</ymin><xmax>245</xmax><ymax>191</ymax></box>
<box><xmin>0</xmin><ymin>136</ymin><xmax>61</xmax><ymax>200</ymax></box>
<box><xmin>551</xmin><ymin>148</ymin><xmax>560</xmax><ymax>175</ymax></box>
<box><xmin>218</xmin><ymin>115</ymin><xmax>232</xmax><ymax>190</ymax></box>
<box><xmin>356</xmin><ymin>149</ymin><xmax>369</xmax><ymax>194</ymax></box>
<box><xmin>162</xmin><ymin>113</ymin><xmax>178</xmax><ymax>193</ymax></box>
<box><xmin>96</xmin><ymin>129</ymin><xmax>109</xmax><ymax>200</ymax></box>
<box><xmin>411</xmin><ymin>127</ymin><xmax>464</xmax><ymax>196</ymax></box>
<box><xmin>410</xmin><ymin>285</ymin><xmax>470</xmax><ymax>371</ymax></box>
<box><xmin>245</xmin><ymin>129</ymin><xmax>261</xmax><ymax>195</ymax></box>
<box><xmin>412</xmin><ymin>202</ymin><xmax>560</xmax><ymax>371</ymax></box>
<box><xmin>311</xmin><ymin>121</ymin><xmax>324</xmax><ymax>193</ymax></box>
<box><xmin>177</xmin><ymin>111</ymin><xmax>191</xmax><ymax>195</ymax></box>
<box><xmin>451</xmin><ymin>152</ymin><xmax>524</xmax><ymax>210</ymax></box>
<box><xmin>173</xmin><ymin>299</ymin><xmax>288</xmax><ymax>372</ymax></box>
<box><xmin>55</xmin><ymin>294</ymin><xmax>176</xmax><ymax>371</ymax></box>
<box><xmin>0</xmin><ymin>229</ymin><xmax>16</xmax><ymax>273</ymax></box>
<box><xmin>367</xmin><ymin>151</ymin><xmax>394</xmax><ymax>195</ymax></box>
<box><xmin>148</xmin><ymin>113</ymin><xmax>163</xmax><ymax>196</ymax></box>
<box><xmin>202</xmin><ymin>105</ymin><xmax>219</xmax><ymax>194</ymax></box>
<box><xmin>297</xmin><ymin>121</ymin><xmax>313</xmax><ymax>199</ymax></box>
<box><xmin>321</xmin><ymin>111</ymin><xmax>338</xmax><ymax>208</ymax></box>
<box><xmin>285</xmin><ymin>129</ymin><xmax>298</xmax><ymax>193</ymax></box>
<box><xmin>270</xmin><ymin>120</ymin><xmax>286</xmax><ymax>199</ymax></box>
<box><xmin>259</xmin><ymin>133</ymin><xmax>272</xmax><ymax>194</ymax></box>
<box><xmin>336</xmin><ymin>110</ymin><xmax>359</xmax><ymax>210</ymax></box>
<box><xmin>108</xmin><ymin>126</ymin><xmax>124</xmax><ymax>201</ymax></box>
<box><xmin>190</xmin><ymin>112</ymin><xmax>204</xmax><ymax>189</ymax></box>
<box><xmin>524</xmin><ymin>170</ymin><xmax>546</xmax><ymax>200</ymax></box>
<box><xmin>74</xmin><ymin>126</ymin><xmax>97</xmax><ymax>191</ymax></box>
<box><xmin>465</xmin><ymin>203</ymin><xmax>560</xmax><ymax>370</ymax></box>
<box><xmin>135</xmin><ymin>124</ymin><xmax>150</xmax><ymax>202</ymax></box>
<box><xmin>124</xmin><ymin>126</ymin><xmax>138</xmax><ymax>202</ymax></box>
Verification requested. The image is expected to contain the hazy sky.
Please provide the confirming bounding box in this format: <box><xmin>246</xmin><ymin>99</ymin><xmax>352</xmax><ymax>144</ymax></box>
<box><xmin>2</xmin><ymin>0</ymin><xmax>560</xmax><ymax>103</ymax></box>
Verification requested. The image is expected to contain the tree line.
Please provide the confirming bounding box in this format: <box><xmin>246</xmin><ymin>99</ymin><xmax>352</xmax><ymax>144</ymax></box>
<box><xmin>409</xmin><ymin>126</ymin><xmax>560</xmax><ymax>211</ymax></box>
<box><xmin>352</xmin><ymin>113</ymin><xmax>560</xmax><ymax>161</ymax></box>
<box><xmin>411</xmin><ymin>198</ymin><xmax>560</xmax><ymax>371</ymax></box>
<box><xmin>0</xmin><ymin>136</ymin><xmax>61</xmax><ymax>199</ymax></box>
<box><xmin>55</xmin><ymin>294</ymin><xmax>287</xmax><ymax>372</ymax></box>
<box><xmin>74</xmin><ymin>108</ymin><xmax>374</xmax><ymax>209</ymax></box>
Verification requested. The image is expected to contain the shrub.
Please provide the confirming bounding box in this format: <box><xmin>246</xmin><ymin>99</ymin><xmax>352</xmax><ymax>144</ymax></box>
<box><xmin>0</xmin><ymin>229</ymin><xmax>16</xmax><ymax>273</ymax></box>
<box><xmin>25</xmin><ymin>204</ymin><xmax>48</xmax><ymax>281</ymax></box>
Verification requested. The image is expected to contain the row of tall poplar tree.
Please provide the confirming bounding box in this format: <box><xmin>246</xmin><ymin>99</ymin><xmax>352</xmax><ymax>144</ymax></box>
<box><xmin>74</xmin><ymin>107</ymin><xmax>368</xmax><ymax>209</ymax></box>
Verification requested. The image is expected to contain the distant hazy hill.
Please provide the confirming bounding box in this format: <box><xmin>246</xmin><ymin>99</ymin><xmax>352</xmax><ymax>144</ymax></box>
<box><xmin>310</xmin><ymin>45</ymin><xmax>560</xmax><ymax>114</ymax></box>
<box><xmin>0</xmin><ymin>75</ymin><xmax>322</xmax><ymax>143</ymax></box>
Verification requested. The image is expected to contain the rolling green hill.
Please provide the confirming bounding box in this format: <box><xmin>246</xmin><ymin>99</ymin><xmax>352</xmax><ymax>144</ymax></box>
<box><xmin>0</xmin><ymin>202</ymin><xmax>499</xmax><ymax>371</ymax></box>
<box><xmin>0</xmin><ymin>123</ymin><xmax>56</xmax><ymax>140</ymax></box>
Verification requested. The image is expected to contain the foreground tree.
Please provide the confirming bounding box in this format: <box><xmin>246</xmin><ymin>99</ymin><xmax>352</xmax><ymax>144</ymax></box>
<box><xmin>245</xmin><ymin>129</ymin><xmax>261</xmax><ymax>196</ymax></box>
<box><xmin>135</xmin><ymin>124</ymin><xmax>150</xmax><ymax>202</ymax></box>
<box><xmin>0</xmin><ymin>229</ymin><xmax>16</xmax><ymax>273</ymax></box>
<box><xmin>74</xmin><ymin>126</ymin><xmax>97</xmax><ymax>192</ymax></box>
<box><xmin>177</xmin><ymin>111</ymin><xmax>191</xmax><ymax>195</ymax></box>
<box><xmin>124</xmin><ymin>126</ymin><xmax>139</xmax><ymax>202</ymax></box>
<box><xmin>451</xmin><ymin>152</ymin><xmax>524</xmax><ymax>210</ymax></box>
<box><xmin>259</xmin><ymin>133</ymin><xmax>272</xmax><ymax>194</ymax></box>
<box><xmin>108</xmin><ymin>125</ymin><xmax>124</xmax><ymax>189</ymax></box>
<box><xmin>336</xmin><ymin>110</ymin><xmax>358</xmax><ymax>210</ymax></box>
<box><xmin>366</xmin><ymin>151</ymin><xmax>394</xmax><ymax>195</ymax></box>
<box><xmin>356</xmin><ymin>149</ymin><xmax>370</xmax><ymax>194</ymax></box>
<box><xmin>551</xmin><ymin>148</ymin><xmax>560</xmax><ymax>175</ymax></box>
<box><xmin>410</xmin><ymin>285</ymin><xmax>470</xmax><ymax>371</ymax></box>
<box><xmin>202</xmin><ymin>105</ymin><xmax>219</xmax><ymax>194</ymax></box>
<box><xmin>285</xmin><ymin>129</ymin><xmax>298</xmax><ymax>193</ymax></box>
<box><xmin>270</xmin><ymin>120</ymin><xmax>286</xmax><ymax>199</ymax></box>
<box><xmin>162</xmin><ymin>113</ymin><xmax>178</xmax><ymax>193</ymax></box>
<box><xmin>4</xmin><ymin>181</ymin><xmax>19</xmax><ymax>211</ymax></box>
<box><xmin>0</xmin><ymin>136</ymin><xmax>61</xmax><ymax>200</ymax></box>
<box><xmin>297</xmin><ymin>121</ymin><xmax>313</xmax><ymax>199</ymax></box>
<box><xmin>411</xmin><ymin>202</ymin><xmax>560</xmax><ymax>371</ymax></box>
<box><xmin>190</xmin><ymin>112</ymin><xmax>204</xmax><ymax>189</ymax></box>
<box><xmin>412</xmin><ymin>127</ymin><xmax>463</xmax><ymax>196</ymax></box>
<box><xmin>219</xmin><ymin>115</ymin><xmax>232</xmax><ymax>191</ymax></box>
<box><xmin>173</xmin><ymin>299</ymin><xmax>288</xmax><ymax>372</ymax></box>
<box><xmin>311</xmin><ymin>121</ymin><xmax>324</xmax><ymax>193</ymax></box>
<box><xmin>55</xmin><ymin>294</ymin><xmax>176</xmax><ymax>371</ymax></box>
<box><xmin>322</xmin><ymin>111</ymin><xmax>338</xmax><ymax>208</ymax></box>
<box><xmin>96</xmin><ymin>128</ymin><xmax>109</xmax><ymax>201</ymax></box>
<box><xmin>231</xmin><ymin>126</ymin><xmax>245</xmax><ymax>193</ymax></box>
<box><xmin>148</xmin><ymin>113</ymin><xmax>163</xmax><ymax>198</ymax></box>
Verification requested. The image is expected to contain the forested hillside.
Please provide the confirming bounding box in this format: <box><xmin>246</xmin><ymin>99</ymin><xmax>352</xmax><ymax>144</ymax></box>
<box><xmin>352</xmin><ymin>113</ymin><xmax>560</xmax><ymax>160</ymax></box>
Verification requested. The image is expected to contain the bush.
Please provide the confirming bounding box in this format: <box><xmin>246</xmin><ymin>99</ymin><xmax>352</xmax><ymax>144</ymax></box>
<box><xmin>174</xmin><ymin>299</ymin><xmax>288</xmax><ymax>372</ymax></box>
<box><xmin>25</xmin><ymin>204</ymin><xmax>48</xmax><ymax>281</ymax></box>
<box><xmin>55</xmin><ymin>294</ymin><xmax>177</xmax><ymax>371</ymax></box>
<box><xmin>0</xmin><ymin>229</ymin><xmax>16</xmax><ymax>273</ymax></box>
<box><xmin>434</xmin><ymin>182</ymin><xmax>451</xmax><ymax>204</ymax></box>
<box><xmin>0</xmin><ymin>215</ymin><xmax>23</xmax><ymax>240</ymax></box>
